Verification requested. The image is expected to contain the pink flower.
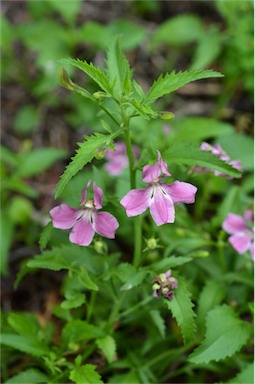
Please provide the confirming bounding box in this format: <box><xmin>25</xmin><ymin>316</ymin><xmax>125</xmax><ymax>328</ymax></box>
<box><xmin>152</xmin><ymin>270</ymin><xmax>178</xmax><ymax>300</ymax></box>
<box><xmin>120</xmin><ymin>151</ymin><xmax>197</xmax><ymax>226</ymax></box>
<box><xmin>50</xmin><ymin>181</ymin><xmax>119</xmax><ymax>246</ymax></box>
<box><xmin>194</xmin><ymin>142</ymin><xmax>242</xmax><ymax>177</ymax></box>
<box><xmin>104</xmin><ymin>142</ymin><xmax>139</xmax><ymax>176</ymax></box>
<box><xmin>222</xmin><ymin>210</ymin><xmax>254</xmax><ymax>260</ymax></box>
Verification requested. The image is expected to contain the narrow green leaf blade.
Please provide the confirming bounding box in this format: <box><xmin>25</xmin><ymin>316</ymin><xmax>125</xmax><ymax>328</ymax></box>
<box><xmin>54</xmin><ymin>133</ymin><xmax>112</xmax><ymax>199</ymax></box>
<box><xmin>60</xmin><ymin>58</ymin><xmax>112</xmax><ymax>95</ymax></box>
<box><xmin>96</xmin><ymin>335</ymin><xmax>116</xmax><ymax>363</ymax></box>
<box><xmin>146</xmin><ymin>70</ymin><xmax>223</xmax><ymax>101</ymax></box>
<box><xmin>69</xmin><ymin>364</ymin><xmax>103</xmax><ymax>384</ymax></box>
<box><xmin>163</xmin><ymin>141</ymin><xmax>241</xmax><ymax>178</ymax></box>
<box><xmin>0</xmin><ymin>334</ymin><xmax>49</xmax><ymax>356</ymax></box>
<box><xmin>189</xmin><ymin>305</ymin><xmax>252</xmax><ymax>364</ymax></box>
<box><xmin>197</xmin><ymin>279</ymin><xmax>225</xmax><ymax>327</ymax></box>
<box><xmin>165</xmin><ymin>276</ymin><xmax>196</xmax><ymax>344</ymax></box>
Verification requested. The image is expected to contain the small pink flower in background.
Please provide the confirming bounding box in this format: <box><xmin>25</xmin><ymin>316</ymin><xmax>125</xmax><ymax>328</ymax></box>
<box><xmin>152</xmin><ymin>270</ymin><xmax>178</xmax><ymax>300</ymax></box>
<box><xmin>194</xmin><ymin>142</ymin><xmax>242</xmax><ymax>177</ymax></box>
<box><xmin>50</xmin><ymin>181</ymin><xmax>119</xmax><ymax>246</ymax></box>
<box><xmin>222</xmin><ymin>210</ymin><xmax>254</xmax><ymax>260</ymax></box>
<box><xmin>105</xmin><ymin>141</ymin><xmax>139</xmax><ymax>176</ymax></box>
<box><xmin>120</xmin><ymin>151</ymin><xmax>197</xmax><ymax>226</ymax></box>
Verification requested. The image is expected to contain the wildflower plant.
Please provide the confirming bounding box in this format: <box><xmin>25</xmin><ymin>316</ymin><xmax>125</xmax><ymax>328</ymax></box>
<box><xmin>4</xmin><ymin>39</ymin><xmax>253</xmax><ymax>384</ymax></box>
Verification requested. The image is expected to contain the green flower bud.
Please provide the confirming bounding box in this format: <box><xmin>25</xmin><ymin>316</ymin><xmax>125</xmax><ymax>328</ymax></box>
<box><xmin>95</xmin><ymin>146</ymin><xmax>107</xmax><ymax>160</ymax></box>
<box><xmin>160</xmin><ymin>112</ymin><xmax>175</xmax><ymax>120</ymax></box>
<box><xmin>93</xmin><ymin>91</ymin><xmax>107</xmax><ymax>100</ymax></box>
<box><xmin>146</xmin><ymin>237</ymin><xmax>158</xmax><ymax>250</ymax></box>
<box><xmin>58</xmin><ymin>68</ymin><xmax>74</xmax><ymax>91</ymax></box>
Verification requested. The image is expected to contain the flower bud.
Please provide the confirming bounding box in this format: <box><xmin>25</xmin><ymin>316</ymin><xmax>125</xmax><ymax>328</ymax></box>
<box><xmin>160</xmin><ymin>112</ymin><xmax>175</xmax><ymax>120</ymax></box>
<box><xmin>58</xmin><ymin>68</ymin><xmax>74</xmax><ymax>91</ymax></box>
<box><xmin>95</xmin><ymin>146</ymin><xmax>107</xmax><ymax>160</ymax></box>
<box><xmin>146</xmin><ymin>237</ymin><xmax>158</xmax><ymax>250</ymax></box>
<box><xmin>93</xmin><ymin>91</ymin><xmax>107</xmax><ymax>100</ymax></box>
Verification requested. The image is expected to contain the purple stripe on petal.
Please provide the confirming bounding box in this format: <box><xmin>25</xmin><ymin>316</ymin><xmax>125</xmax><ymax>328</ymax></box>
<box><xmin>229</xmin><ymin>233</ymin><xmax>251</xmax><ymax>254</ymax></box>
<box><xmin>93</xmin><ymin>211</ymin><xmax>119</xmax><ymax>239</ymax></box>
<box><xmin>69</xmin><ymin>217</ymin><xmax>95</xmax><ymax>246</ymax></box>
<box><xmin>223</xmin><ymin>213</ymin><xmax>247</xmax><ymax>234</ymax></box>
<box><xmin>120</xmin><ymin>188</ymin><xmax>150</xmax><ymax>217</ymax></box>
<box><xmin>149</xmin><ymin>187</ymin><xmax>175</xmax><ymax>226</ymax></box>
<box><xmin>162</xmin><ymin>181</ymin><xmax>197</xmax><ymax>204</ymax></box>
<box><xmin>50</xmin><ymin>204</ymin><xmax>79</xmax><ymax>229</ymax></box>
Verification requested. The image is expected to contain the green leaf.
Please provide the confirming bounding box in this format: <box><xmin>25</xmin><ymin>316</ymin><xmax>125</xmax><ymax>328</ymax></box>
<box><xmin>0</xmin><ymin>209</ymin><xmax>13</xmax><ymax>275</ymax></box>
<box><xmin>152</xmin><ymin>14</ymin><xmax>204</xmax><ymax>46</ymax></box>
<box><xmin>228</xmin><ymin>362</ymin><xmax>254</xmax><ymax>384</ymax></box>
<box><xmin>0</xmin><ymin>145</ymin><xmax>18</xmax><ymax>167</ymax></box>
<box><xmin>106</xmin><ymin>38</ymin><xmax>131</xmax><ymax>96</ymax></box>
<box><xmin>149</xmin><ymin>309</ymin><xmax>166</xmax><ymax>338</ymax></box>
<box><xmin>39</xmin><ymin>221</ymin><xmax>53</xmax><ymax>250</ymax></box>
<box><xmin>62</xmin><ymin>320</ymin><xmax>104</xmax><ymax>347</ymax></box>
<box><xmin>0</xmin><ymin>334</ymin><xmax>49</xmax><ymax>356</ymax></box>
<box><xmin>54</xmin><ymin>133</ymin><xmax>113</xmax><ymax>198</ymax></box>
<box><xmin>26</xmin><ymin>249</ymin><xmax>70</xmax><ymax>271</ymax></box>
<box><xmin>163</xmin><ymin>141</ymin><xmax>241</xmax><ymax>178</ymax></box>
<box><xmin>61</xmin><ymin>291</ymin><xmax>86</xmax><ymax>309</ymax></box>
<box><xmin>129</xmin><ymin>99</ymin><xmax>157</xmax><ymax>120</ymax></box>
<box><xmin>70</xmin><ymin>364</ymin><xmax>103</xmax><ymax>384</ymax></box>
<box><xmin>46</xmin><ymin>0</ymin><xmax>81</xmax><ymax>24</ymax></box>
<box><xmin>189</xmin><ymin>305</ymin><xmax>252</xmax><ymax>364</ymax></box>
<box><xmin>5</xmin><ymin>368</ymin><xmax>49</xmax><ymax>384</ymax></box>
<box><xmin>96</xmin><ymin>335</ymin><xmax>116</xmax><ymax>363</ymax></box>
<box><xmin>197</xmin><ymin>279</ymin><xmax>225</xmax><ymax>327</ymax></box>
<box><xmin>59</xmin><ymin>58</ymin><xmax>112</xmax><ymax>95</ymax></box>
<box><xmin>78</xmin><ymin>266</ymin><xmax>99</xmax><ymax>291</ymax></box>
<box><xmin>14</xmin><ymin>105</ymin><xmax>40</xmax><ymax>135</ymax></box>
<box><xmin>149</xmin><ymin>256</ymin><xmax>192</xmax><ymax>273</ymax></box>
<box><xmin>17</xmin><ymin>148</ymin><xmax>67</xmax><ymax>177</ymax></box>
<box><xmin>114</xmin><ymin>263</ymin><xmax>148</xmax><ymax>290</ymax></box>
<box><xmin>165</xmin><ymin>276</ymin><xmax>196</xmax><ymax>344</ymax></box>
<box><xmin>8</xmin><ymin>313</ymin><xmax>40</xmax><ymax>337</ymax></box>
<box><xmin>146</xmin><ymin>70</ymin><xmax>223</xmax><ymax>101</ymax></box>
<box><xmin>172</xmin><ymin>117</ymin><xmax>233</xmax><ymax>142</ymax></box>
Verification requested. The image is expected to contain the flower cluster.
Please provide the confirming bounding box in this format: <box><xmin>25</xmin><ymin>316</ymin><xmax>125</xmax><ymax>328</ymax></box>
<box><xmin>223</xmin><ymin>210</ymin><xmax>254</xmax><ymax>260</ymax></box>
<box><xmin>120</xmin><ymin>151</ymin><xmax>197</xmax><ymax>226</ymax></box>
<box><xmin>194</xmin><ymin>142</ymin><xmax>242</xmax><ymax>177</ymax></box>
<box><xmin>152</xmin><ymin>271</ymin><xmax>178</xmax><ymax>300</ymax></box>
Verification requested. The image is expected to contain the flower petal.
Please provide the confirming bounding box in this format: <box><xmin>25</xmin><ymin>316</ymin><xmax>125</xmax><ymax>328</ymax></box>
<box><xmin>69</xmin><ymin>217</ymin><xmax>95</xmax><ymax>246</ymax></box>
<box><xmin>93</xmin><ymin>211</ymin><xmax>119</xmax><ymax>239</ymax></box>
<box><xmin>120</xmin><ymin>188</ymin><xmax>150</xmax><ymax>217</ymax></box>
<box><xmin>223</xmin><ymin>213</ymin><xmax>247</xmax><ymax>234</ymax></box>
<box><xmin>142</xmin><ymin>151</ymin><xmax>170</xmax><ymax>183</ymax></box>
<box><xmin>149</xmin><ymin>187</ymin><xmax>175</xmax><ymax>226</ymax></box>
<box><xmin>93</xmin><ymin>183</ymin><xmax>103</xmax><ymax>209</ymax></box>
<box><xmin>229</xmin><ymin>233</ymin><xmax>251</xmax><ymax>254</ymax></box>
<box><xmin>50</xmin><ymin>204</ymin><xmax>79</xmax><ymax>229</ymax></box>
<box><xmin>79</xmin><ymin>180</ymin><xmax>92</xmax><ymax>206</ymax></box>
<box><xmin>162</xmin><ymin>181</ymin><xmax>197</xmax><ymax>204</ymax></box>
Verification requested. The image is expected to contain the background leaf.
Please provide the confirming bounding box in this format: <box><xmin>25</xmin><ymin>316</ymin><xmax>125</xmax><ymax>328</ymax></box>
<box><xmin>189</xmin><ymin>305</ymin><xmax>252</xmax><ymax>364</ymax></box>
<box><xmin>69</xmin><ymin>364</ymin><xmax>104</xmax><ymax>384</ymax></box>
<box><xmin>1</xmin><ymin>334</ymin><xmax>49</xmax><ymax>357</ymax></box>
<box><xmin>5</xmin><ymin>368</ymin><xmax>49</xmax><ymax>384</ymax></box>
<box><xmin>96</xmin><ymin>335</ymin><xmax>116</xmax><ymax>363</ymax></box>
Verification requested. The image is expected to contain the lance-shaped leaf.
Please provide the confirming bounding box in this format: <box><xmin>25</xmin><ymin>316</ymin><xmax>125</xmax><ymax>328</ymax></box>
<box><xmin>146</xmin><ymin>69</ymin><xmax>223</xmax><ymax>101</ymax></box>
<box><xmin>163</xmin><ymin>141</ymin><xmax>241</xmax><ymax>178</ymax></box>
<box><xmin>54</xmin><ymin>133</ymin><xmax>113</xmax><ymax>199</ymax></box>
<box><xmin>106</xmin><ymin>38</ymin><xmax>132</xmax><ymax>96</ymax></box>
<box><xmin>165</xmin><ymin>276</ymin><xmax>196</xmax><ymax>344</ymax></box>
<box><xmin>189</xmin><ymin>305</ymin><xmax>252</xmax><ymax>364</ymax></box>
<box><xmin>0</xmin><ymin>334</ymin><xmax>49</xmax><ymax>357</ymax></box>
<box><xmin>59</xmin><ymin>58</ymin><xmax>112</xmax><ymax>95</ymax></box>
<box><xmin>96</xmin><ymin>335</ymin><xmax>116</xmax><ymax>363</ymax></box>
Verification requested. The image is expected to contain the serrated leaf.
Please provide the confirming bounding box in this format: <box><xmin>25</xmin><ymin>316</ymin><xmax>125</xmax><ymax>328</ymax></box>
<box><xmin>106</xmin><ymin>38</ymin><xmax>132</xmax><ymax>95</ymax></box>
<box><xmin>130</xmin><ymin>99</ymin><xmax>157</xmax><ymax>120</ymax></box>
<box><xmin>163</xmin><ymin>141</ymin><xmax>241</xmax><ymax>178</ymax></box>
<box><xmin>146</xmin><ymin>70</ymin><xmax>223</xmax><ymax>101</ymax></box>
<box><xmin>189</xmin><ymin>305</ymin><xmax>252</xmax><ymax>364</ymax></box>
<box><xmin>39</xmin><ymin>221</ymin><xmax>53</xmax><ymax>250</ymax></box>
<box><xmin>115</xmin><ymin>263</ymin><xmax>148</xmax><ymax>290</ymax></box>
<box><xmin>165</xmin><ymin>276</ymin><xmax>196</xmax><ymax>344</ymax></box>
<box><xmin>54</xmin><ymin>133</ymin><xmax>113</xmax><ymax>198</ymax></box>
<box><xmin>62</xmin><ymin>320</ymin><xmax>104</xmax><ymax>347</ymax></box>
<box><xmin>61</xmin><ymin>292</ymin><xmax>85</xmax><ymax>309</ymax></box>
<box><xmin>96</xmin><ymin>335</ymin><xmax>116</xmax><ymax>363</ymax></box>
<box><xmin>149</xmin><ymin>310</ymin><xmax>166</xmax><ymax>338</ymax></box>
<box><xmin>26</xmin><ymin>251</ymin><xmax>69</xmax><ymax>271</ymax></box>
<box><xmin>60</xmin><ymin>58</ymin><xmax>112</xmax><ymax>95</ymax></box>
<box><xmin>17</xmin><ymin>148</ymin><xmax>67</xmax><ymax>177</ymax></box>
<box><xmin>78</xmin><ymin>266</ymin><xmax>98</xmax><ymax>291</ymax></box>
<box><xmin>197</xmin><ymin>279</ymin><xmax>225</xmax><ymax>327</ymax></box>
<box><xmin>70</xmin><ymin>364</ymin><xmax>104</xmax><ymax>384</ymax></box>
<box><xmin>0</xmin><ymin>334</ymin><xmax>49</xmax><ymax>356</ymax></box>
<box><xmin>5</xmin><ymin>368</ymin><xmax>49</xmax><ymax>384</ymax></box>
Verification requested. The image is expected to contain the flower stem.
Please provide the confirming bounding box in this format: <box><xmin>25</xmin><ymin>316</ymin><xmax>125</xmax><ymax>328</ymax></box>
<box><xmin>122</xmin><ymin>115</ymin><xmax>142</xmax><ymax>267</ymax></box>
